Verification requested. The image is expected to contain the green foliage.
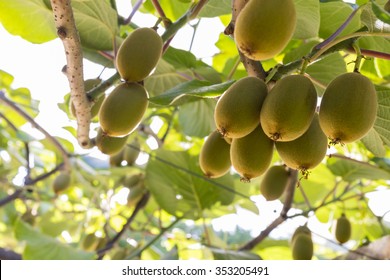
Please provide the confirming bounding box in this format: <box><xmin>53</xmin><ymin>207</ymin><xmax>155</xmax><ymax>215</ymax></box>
<box><xmin>0</xmin><ymin>0</ymin><xmax>389</xmax><ymax>261</ymax></box>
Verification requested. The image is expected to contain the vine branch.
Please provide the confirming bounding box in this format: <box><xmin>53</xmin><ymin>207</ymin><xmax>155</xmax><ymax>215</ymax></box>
<box><xmin>50</xmin><ymin>0</ymin><xmax>91</xmax><ymax>148</ymax></box>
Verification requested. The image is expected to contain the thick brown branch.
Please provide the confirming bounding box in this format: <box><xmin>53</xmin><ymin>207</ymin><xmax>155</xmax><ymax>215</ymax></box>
<box><xmin>239</xmin><ymin>169</ymin><xmax>298</xmax><ymax>251</ymax></box>
<box><xmin>50</xmin><ymin>0</ymin><xmax>91</xmax><ymax>148</ymax></box>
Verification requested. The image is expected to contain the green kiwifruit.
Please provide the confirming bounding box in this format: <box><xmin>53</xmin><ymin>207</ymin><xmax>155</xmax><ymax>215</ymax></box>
<box><xmin>291</xmin><ymin>225</ymin><xmax>311</xmax><ymax>245</ymax></box>
<box><xmin>275</xmin><ymin>114</ymin><xmax>327</xmax><ymax>171</ymax></box>
<box><xmin>214</xmin><ymin>76</ymin><xmax>268</xmax><ymax>138</ymax></box>
<box><xmin>335</xmin><ymin>214</ymin><xmax>351</xmax><ymax>244</ymax></box>
<box><xmin>99</xmin><ymin>82</ymin><xmax>149</xmax><ymax>137</ymax></box>
<box><xmin>260</xmin><ymin>165</ymin><xmax>289</xmax><ymax>201</ymax></box>
<box><xmin>319</xmin><ymin>72</ymin><xmax>377</xmax><ymax>144</ymax></box>
<box><xmin>234</xmin><ymin>0</ymin><xmax>296</xmax><ymax>61</ymax></box>
<box><xmin>109</xmin><ymin>150</ymin><xmax>124</xmax><ymax>167</ymax></box>
<box><xmin>116</xmin><ymin>27</ymin><xmax>163</xmax><ymax>82</ymax></box>
<box><xmin>81</xmin><ymin>233</ymin><xmax>99</xmax><ymax>251</ymax></box>
<box><xmin>230</xmin><ymin>126</ymin><xmax>274</xmax><ymax>182</ymax></box>
<box><xmin>96</xmin><ymin>128</ymin><xmax>129</xmax><ymax>155</ymax></box>
<box><xmin>124</xmin><ymin>138</ymin><xmax>140</xmax><ymax>165</ymax></box>
<box><xmin>70</xmin><ymin>79</ymin><xmax>104</xmax><ymax>119</ymax></box>
<box><xmin>199</xmin><ymin>130</ymin><xmax>231</xmax><ymax>178</ymax></box>
<box><xmin>260</xmin><ymin>75</ymin><xmax>317</xmax><ymax>142</ymax></box>
<box><xmin>127</xmin><ymin>182</ymin><xmax>146</xmax><ymax>207</ymax></box>
<box><xmin>291</xmin><ymin>231</ymin><xmax>313</xmax><ymax>260</ymax></box>
<box><xmin>52</xmin><ymin>172</ymin><xmax>71</xmax><ymax>194</ymax></box>
<box><xmin>123</xmin><ymin>173</ymin><xmax>144</xmax><ymax>189</ymax></box>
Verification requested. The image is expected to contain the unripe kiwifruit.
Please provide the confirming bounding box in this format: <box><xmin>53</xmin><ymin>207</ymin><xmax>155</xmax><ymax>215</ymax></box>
<box><xmin>214</xmin><ymin>76</ymin><xmax>268</xmax><ymax>138</ymax></box>
<box><xmin>96</xmin><ymin>128</ymin><xmax>129</xmax><ymax>155</ymax></box>
<box><xmin>116</xmin><ymin>27</ymin><xmax>163</xmax><ymax>82</ymax></box>
<box><xmin>127</xmin><ymin>182</ymin><xmax>146</xmax><ymax>207</ymax></box>
<box><xmin>275</xmin><ymin>114</ymin><xmax>328</xmax><ymax>172</ymax></box>
<box><xmin>70</xmin><ymin>79</ymin><xmax>104</xmax><ymax>119</ymax></box>
<box><xmin>99</xmin><ymin>83</ymin><xmax>149</xmax><ymax>137</ymax></box>
<box><xmin>260</xmin><ymin>75</ymin><xmax>317</xmax><ymax>142</ymax></box>
<box><xmin>124</xmin><ymin>138</ymin><xmax>140</xmax><ymax>165</ymax></box>
<box><xmin>334</xmin><ymin>214</ymin><xmax>351</xmax><ymax>244</ymax></box>
<box><xmin>52</xmin><ymin>172</ymin><xmax>71</xmax><ymax>194</ymax></box>
<box><xmin>260</xmin><ymin>165</ymin><xmax>289</xmax><ymax>201</ymax></box>
<box><xmin>199</xmin><ymin>130</ymin><xmax>231</xmax><ymax>178</ymax></box>
<box><xmin>81</xmin><ymin>233</ymin><xmax>99</xmax><ymax>251</ymax></box>
<box><xmin>234</xmin><ymin>0</ymin><xmax>296</xmax><ymax>61</ymax></box>
<box><xmin>230</xmin><ymin>126</ymin><xmax>274</xmax><ymax>182</ymax></box>
<box><xmin>319</xmin><ymin>72</ymin><xmax>377</xmax><ymax>144</ymax></box>
<box><xmin>291</xmin><ymin>232</ymin><xmax>313</xmax><ymax>260</ymax></box>
<box><xmin>291</xmin><ymin>225</ymin><xmax>311</xmax><ymax>244</ymax></box>
<box><xmin>123</xmin><ymin>173</ymin><xmax>144</xmax><ymax>188</ymax></box>
<box><xmin>109</xmin><ymin>150</ymin><xmax>124</xmax><ymax>167</ymax></box>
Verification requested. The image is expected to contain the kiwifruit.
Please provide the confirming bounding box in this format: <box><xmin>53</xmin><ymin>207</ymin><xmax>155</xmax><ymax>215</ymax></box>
<box><xmin>260</xmin><ymin>165</ymin><xmax>289</xmax><ymax>201</ymax></box>
<box><xmin>52</xmin><ymin>171</ymin><xmax>71</xmax><ymax>194</ymax></box>
<box><xmin>199</xmin><ymin>130</ymin><xmax>231</xmax><ymax>178</ymax></box>
<box><xmin>99</xmin><ymin>82</ymin><xmax>149</xmax><ymax>137</ymax></box>
<box><xmin>234</xmin><ymin>0</ymin><xmax>296</xmax><ymax>61</ymax></box>
<box><xmin>319</xmin><ymin>72</ymin><xmax>377</xmax><ymax>144</ymax></box>
<box><xmin>109</xmin><ymin>150</ymin><xmax>124</xmax><ymax>167</ymax></box>
<box><xmin>123</xmin><ymin>173</ymin><xmax>144</xmax><ymax>188</ymax></box>
<box><xmin>385</xmin><ymin>1</ymin><xmax>390</xmax><ymax>12</ymax></box>
<box><xmin>291</xmin><ymin>225</ymin><xmax>311</xmax><ymax>244</ymax></box>
<box><xmin>214</xmin><ymin>76</ymin><xmax>268</xmax><ymax>138</ymax></box>
<box><xmin>70</xmin><ymin>78</ymin><xmax>104</xmax><ymax>119</ymax></box>
<box><xmin>275</xmin><ymin>114</ymin><xmax>328</xmax><ymax>172</ymax></box>
<box><xmin>124</xmin><ymin>138</ymin><xmax>140</xmax><ymax>165</ymax></box>
<box><xmin>230</xmin><ymin>126</ymin><xmax>274</xmax><ymax>182</ymax></box>
<box><xmin>291</xmin><ymin>231</ymin><xmax>313</xmax><ymax>260</ymax></box>
<box><xmin>260</xmin><ymin>75</ymin><xmax>317</xmax><ymax>142</ymax></box>
<box><xmin>127</xmin><ymin>182</ymin><xmax>146</xmax><ymax>207</ymax></box>
<box><xmin>96</xmin><ymin>128</ymin><xmax>129</xmax><ymax>155</ymax></box>
<box><xmin>334</xmin><ymin>214</ymin><xmax>351</xmax><ymax>244</ymax></box>
<box><xmin>81</xmin><ymin>233</ymin><xmax>99</xmax><ymax>251</ymax></box>
<box><xmin>116</xmin><ymin>27</ymin><xmax>163</xmax><ymax>82</ymax></box>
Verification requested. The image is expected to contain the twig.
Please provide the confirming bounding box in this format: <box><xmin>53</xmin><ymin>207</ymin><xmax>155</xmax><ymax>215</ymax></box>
<box><xmin>0</xmin><ymin>91</ymin><xmax>70</xmax><ymax>171</ymax></box>
<box><xmin>50</xmin><ymin>0</ymin><xmax>91</xmax><ymax>148</ymax></box>
<box><xmin>239</xmin><ymin>169</ymin><xmax>298</xmax><ymax>251</ymax></box>
<box><xmin>0</xmin><ymin>189</ymin><xmax>23</xmax><ymax>208</ymax></box>
<box><xmin>97</xmin><ymin>192</ymin><xmax>150</xmax><ymax>259</ymax></box>
<box><xmin>224</xmin><ymin>0</ymin><xmax>249</xmax><ymax>36</ymax></box>
<box><xmin>151</xmin><ymin>0</ymin><xmax>171</xmax><ymax>27</ymax></box>
<box><xmin>125</xmin><ymin>0</ymin><xmax>145</xmax><ymax>25</ymax></box>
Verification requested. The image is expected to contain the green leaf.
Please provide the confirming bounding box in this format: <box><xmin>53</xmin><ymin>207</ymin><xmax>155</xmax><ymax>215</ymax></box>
<box><xmin>210</xmin><ymin>248</ymin><xmax>262</xmax><ymax>260</ymax></box>
<box><xmin>361</xmin><ymin>128</ymin><xmax>387</xmax><ymax>156</ymax></box>
<box><xmin>149</xmin><ymin>80</ymin><xmax>233</xmax><ymax>106</ymax></box>
<box><xmin>0</xmin><ymin>70</ymin><xmax>14</xmax><ymax>89</ymax></box>
<box><xmin>371</xmin><ymin>87</ymin><xmax>390</xmax><ymax>148</ymax></box>
<box><xmin>198</xmin><ymin>0</ymin><xmax>231</xmax><ymax>17</ymax></box>
<box><xmin>14</xmin><ymin>219</ymin><xmax>96</xmax><ymax>260</ymax></box>
<box><xmin>293</xmin><ymin>0</ymin><xmax>320</xmax><ymax>39</ymax></box>
<box><xmin>178</xmin><ymin>99</ymin><xmax>216</xmax><ymax>138</ymax></box>
<box><xmin>136</xmin><ymin>0</ymin><xmax>191</xmax><ymax>21</ymax></box>
<box><xmin>145</xmin><ymin>149</ymin><xmax>235</xmax><ymax>220</ymax></box>
<box><xmin>72</xmin><ymin>0</ymin><xmax>118</xmax><ymax>50</ymax></box>
<box><xmin>327</xmin><ymin>155</ymin><xmax>390</xmax><ymax>182</ymax></box>
<box><xmin>371</xmin><ymin>0</ymin><xmax>390</xmax><ymax>24</ymax></box>
<box><xmin>0</xmin><ymin>0</ymin><xmax>56</xmax><ymax>43</ymax></box>
<box><xmin>358</xmin><ymin>36</ymin><xmax>390</xmax><ymax>55</ymax></box>
<box><xmin>319</xmin><ymin>2</ymin><xmax>363</xmax><ymax>39</ymax></box>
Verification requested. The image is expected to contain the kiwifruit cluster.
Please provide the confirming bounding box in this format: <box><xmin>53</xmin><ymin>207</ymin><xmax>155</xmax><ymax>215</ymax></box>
<box><xmin>96</xmin><ymin>27</ymin><xmax>163</xmax><ymax>155</ymax></box>
<box><xmin>199</xmin><ymin>71</ymin><xmax>377</xmax><ymax>185</ymax></box>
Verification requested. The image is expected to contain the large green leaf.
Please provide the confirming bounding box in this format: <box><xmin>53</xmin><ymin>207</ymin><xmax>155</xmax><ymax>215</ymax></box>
<box><xmin>319</xmin><ymin>2</ymin><xmax>363</xmax><ymax>39</ymax></box>
<box><xmin>293</xmin><ymin>0</ymin><xmax>320</xmax><ymax>39</ymax></box>
<box><xmin>0</xmin><ymin>70</ymin><xmax>14</xmax><ymax>90</ymax></box>
<box><xmin>327</xmin><ymin>155</ymin><xmax>390</xmax><ymax>182</ymax></box>
<box><xmin>198</xmin><ymin>0</ymin><xmax>231</xmax><ymax>17</ymax></box>
<box><xmin>72</xmin><ymin>0</ymin><xmax>118</xmax><ymax>50</ymax></box>
<box><xmin>149</xmin><ymin>80</ymin><xmax>233</xmax><ymax>106</ymax></box>
<box><xmin>0</xmin><ymin>0</ymin><xmax>56</xmax><ymax>43</ymax></box>
<box><xmin>145</xmin><ymin>149</ymin><xmax>235</xmax><ymax>220</ymax></box>
<box><xmin>178</xmin><ymin>99</ymin><xmax>217</xmax><ymax>138</ymax></box>
<box><xmin>371</xmin><ymin>0</ymin><xmax>390</xmax><ymax>24</ymax></box>
<box><xmin>361</xmin><ymin>128</ymin><xmax>387</xmax><ymax>156</ymax></box>
<box><xmin>14</xmin><ymin>219</ymin><xmax>96</xmax><ymax>260</ymax></box>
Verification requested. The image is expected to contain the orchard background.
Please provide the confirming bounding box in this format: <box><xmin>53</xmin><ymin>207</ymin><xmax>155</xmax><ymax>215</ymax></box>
<box><xmin>0</xmin><ymin>0</ymin><xmax>390</xmax><ymax>260</ymax></box>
